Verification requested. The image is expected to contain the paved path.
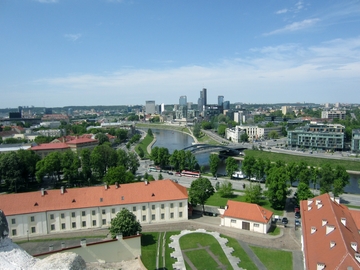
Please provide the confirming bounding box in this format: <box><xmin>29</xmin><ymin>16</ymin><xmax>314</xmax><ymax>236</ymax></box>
<box><xmin>238</xmin><ymin>240</ymin><xmax>266</xmax><ymax>270</ymax></box>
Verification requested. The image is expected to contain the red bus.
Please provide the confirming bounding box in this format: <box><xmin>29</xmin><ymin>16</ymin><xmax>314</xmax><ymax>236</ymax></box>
<box><xmin>181</xmin><ymin>170</ymin><xmax>200</xmax><ymax>178</ymax></box>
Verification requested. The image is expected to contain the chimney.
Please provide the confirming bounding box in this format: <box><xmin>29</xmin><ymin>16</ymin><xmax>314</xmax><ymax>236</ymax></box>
<box><xmin>145</xmin><ymin>180</ymin><xmax>148</xmax><ymax>185</ymax></box>
<box><xmin>41</xmin><ymin>188</ymin><xmax>45</xmax><ymax>196</ymax></box>
<box><xmin>225</xmin><ymin>205</ymin><xmax>228</xmax><ymax>210</ymax></box>
<box><xmin>326</xmin><ymin>225</ymin><xmax>335</xmax><ymax>235</ymax></box>
<box><xmin>330</xmin><ymin>241</ymin><xmax>336</xmax><ymax>248</ymax></box>
<box><xmin>60</xmin><ymin>186</ymin><xmax>65</xmax><ymax>194</ymax></box>
<box><xmin>341</xmin><ymin>217</ymin><xmax>346</xmax><ymax>226</ymax></box>
<box><xmin>105</xmin><ymin>184</ymin><xmax>108</xmax><ymax>190</ymax></box>
<box><xmin>351</xmin><ymin>242</ymin><xmax>358</xmax><ymax>252</ymax></box>
<box><xmin>322</xmin><ymin>219</ymin><xmax>327</xmax><ymax>226</ymax></box>
<box><xmin>115</xmin><ymin>182</ymin><xmax>119</xmax><ymax>188</ymax></box>
<box><xmin>311</xmin><ymin>227</ymin><xmax>317</xmax><ymax>234</ymax></box>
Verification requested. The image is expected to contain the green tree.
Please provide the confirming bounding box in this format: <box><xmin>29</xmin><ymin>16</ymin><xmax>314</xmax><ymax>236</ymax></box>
<box><xmin>17</xmin><ymin>149</ymin><xmax>40</xmax><ymax>188</ymax></box>
<box><xmin>109</xmin><ymin>209</ymin><xmax>142</xmax><ymax>238</ymax></box>
<box><xmin>193</xmin><ymin>123</ymin><xmax>201</xmax><ymax>138</ymax></box>
<box><xmin>138</xmin><ymin>147</ymin><xmax>145</xmax><ymax>159</ymax></box>
<box><xmin>90</xmin><ymin>143</ymin><xmax>118</xmax><ymax>179</ymax></box>
<box><xmin>80</xmin><ymin>149</ymin><xmax>92</xmax><ymax>185</ymax></box>
<box><xmin>253</xmin><ymin>157</ymin><xmax>266</xmax><ymax>181</ymax></box>
<box><xmin>332</xmin><ymin>165</ymin><xmax>349</xmax><ymax>197</ymax></box>
<box><xmin>115</xmin><ymin>129</ymin><xmax>128</xmax><ymax>143</ymax></box>
<box><xmin>218</xmin><ymin>180</ymin><xmax>233</xmax><ymax>198</ymax></box>
<box><xmin>201</xmin><ymin>121</ymin><xmax>212</xmax><ymax>130</ymax></box>
<box><xmin>244</xmin><ymin>184</ymin><xmax>262</xmax><ymax>204</ymax></box>
<box><xmin>296</xmin><ymin>182</ymin><xmax>314</xmax><ymax>202</ymax></box>
<box><xmin>286</xmin><ymin>162</ymin><xmax>299</xmax><ymax>186</ymax></box>
<box><xmin>0</xmin><ymin>152</ymin><xmax>22</xmax><ymax>192</ymax></box>
<box><xmin>240</xmin><ymin>132</ymin><xmax>249</xmax><ymax>142</ymax></box>
<box><xmin>225</xmin><ymin>157</ymin><xmax>238</xmax><ymax>177</ymax></box>
<box><xmin>209</xmin><ymin>154</ymin><xmax>220</xmax><ymax>177</ymax></box>
<box><xmin>319</xmin><ymin>163</ymin><xmax>334</xmax><ymax>194</ymax></box>
<box><xmin>217</xmin><ymin>124</ymin><xmax>227</xmax><ymax>136</ymax></box>
<box><xmin>242</xmin><ymin>156</ymin><xmax>256</xmax><ymax>179</ymax></box>
<box><xmin>188</xmin><ymin>177</ymin><xmax>215</xmax><ymax>213</ymax></box>
<box><xmin>268</xmin><ymin>130</ymin><xmax>279</xmax><ymax>139</ymax></box>
<box><xmin>265</xmin><ymin>166</ymin><xmax>289</xmax><ymax>210</ymax></box>
<box><xmin>147</xmin><ymin>128</ymin><xmax>153</xmax><ymax>137</ymax></box>
<box><xmin>128</xmin><ymin>152</ymin><xmax>140</xmax><ymax>174</ymax></box>
<box><xmin>95</xmin><ymin>132</ymin><xmax>110</xmax><ymax>145</ymax></box>
<box><xmin>61</xmin><ymin>150</ymin><xmax>80</xmax><ymax>185</ymax></box>
<box><xmin>158</xmin><ymin>173</ymin><xmax>163</xmax><ymax>180</ymax></box>
<box><xmin>103</xmin><ymin>166</ymin><xmax>134</xmax><ymax>184</ymax></box>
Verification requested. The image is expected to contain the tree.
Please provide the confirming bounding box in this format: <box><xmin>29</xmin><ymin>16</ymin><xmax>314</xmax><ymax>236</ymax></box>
<box><xmin>103</xmin><ymin>166</ymin><xmax>134</xmax><ymax>184</ymax></box>
<box><xmin>286</xmin><ymin>162</ymin><xmax>299</xmax><ymax>186</ymax></box>
<box><xmin>95</xmin><ymin>132</ymin><xmax>110</xmax><ymax>145</ymax></box>
<box><xmin>193</xmin><ymin>123</ymin><xmax>201</xmax><ymax>138</ymax></box>
<box><xmin>188</xmin><ymin>177</ymin><xmax>214</xmax><ymax>213</ymax></box>
<box><xmin>127</xmin><ymin>152</ymin><xmax>140</xmax><ymax>174</ymax></box>
<box><xmin>244</xmin><ymin>184</ymin><xmax>262</xmax><ymax>204</ymax></box>
<box><xmin>147</xmin><ymin>128</ymin><xmax>153</xmax><ymax>137</ymax></box>
<box><xmin>333</xmin><ymin>165</ymin><xmax>349</xmax><ymax>197</ymax></box>
<box><xmin>0</xmin><ymin>152</ymin><xmax>22</xmax><ymax>192</ymax></box>
<box><xmin>240</xmin><ymin>132</ymin><xmax>248</xmax><ymax>142</ymax></box>
<box><xmin>319</xmin><ymin>163</ymin><xmax>334</xmax><ymax>194</ymax></box>
<box><xmin>296</xmin><ymin>182</ymin><xmax>314</xmax><ymax>202</ymax></box>
<box><xmin>268</xmin><ymin>131</ymin><xmax>279</xmax><ymax>139</ymax></box>
<box><xmin>138</xmin><ymin>147</ymin><xmax>145</xmax><ymax>159</ymax></box>
<box><xmin>90</xmin><ymin>143</ymin><xmax>117</xmax><ymax>179</ymax></box>
<box><xmin>158</xmin><ymin>173</ymin><xmax>163</xmax><ymax>180</ymax></box>
<box><xmin>80</xmin><ymin>149</ymin><xmax>92</xmax><ymax>185</ymax></box>
<box><xmin>109</xmin><ymin>209</ymin><xmax>142</xmax><ymax>238</ymax></box>
<box><xmin>61</xmin><ymin>150</ymin><xmax>80</xmax><ymax>185</ymax></box>
<box><xmin>225</xmin><ymin>157</ymin><xmax>238</xmax><ymax>177</ymax></box>
<box><xmin>218</xmin><ymin>180</ymin><xmax>233</xmax><ymax>198</ymax></box>
<box><xmin>115</xmin><ymin>129</ymin><xmax>128</xmax><ymax>142</ymax></box>
<box><xmin>17</xmin><ymin>149</ymin><xmax>40</xmax><ymax>188</ymax></box>
<box><xmin>265</xmin><ymin>166</ymin><xmax>289</xmax><ymax>210</ymax></box>
<box><xmin>253</xmin><ymin>158</ymin><xmax>266</xmax><ymax>181</ymax></box>
<box><xmin>217</xmin><ymin>124</ymin><xmax>227</xmax><ymax>136</ymax></box>
<box><xmin>242</xmin><ymin>156</ymin><xmax>256</xmax><ymax>179</ymax></box>
<box><xmin>209</xmin><ymin>154</ymin><xmax>220</xmax><ymax>177</ymax></box>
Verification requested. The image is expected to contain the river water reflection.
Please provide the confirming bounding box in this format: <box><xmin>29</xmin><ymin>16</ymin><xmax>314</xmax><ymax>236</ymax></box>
<box><xmin>149</xmin><ymin>128</ymin><xmax>360</xmax><ymax>194</ymax></box>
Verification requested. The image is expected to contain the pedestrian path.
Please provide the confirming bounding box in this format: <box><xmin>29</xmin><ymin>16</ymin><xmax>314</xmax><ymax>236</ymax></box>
<box><xmin>237</xmin><ymin>240</ymin><xmax>266</xmax><ymax>270</ymax></box>
<box><xmin>168</xmin><ymin>228</ymin><xmax>242</xmax><ymax>270</ymax></box>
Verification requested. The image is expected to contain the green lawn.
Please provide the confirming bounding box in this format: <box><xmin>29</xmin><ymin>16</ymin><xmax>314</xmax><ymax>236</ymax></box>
<box><xmin>250</xmin><ymin>246</ymin><xmax>293</xmax><ymax>270</ymax></box>
<box><xmin>140</xmin><ymin>232</ymin><xmax>159</xmax><ymax>270</ymax></box>
<box><xmin>179</xmin><ymin>233</ymin><xmax>233</xmax><ymax>269</ymax></box>
<box><xmin>245</xmin><ymin>149</ymin><xmax>360</xmax><ymax>171</ymax></box>
<box><xmin>135</xmin><ymin>133</ymin><xmax>154</xmax><ymax>158</ymax></box>
<box><xmin>205</xmin><ymin>192</ymin><xmax>284</xmax><ymax>216</ymax></box>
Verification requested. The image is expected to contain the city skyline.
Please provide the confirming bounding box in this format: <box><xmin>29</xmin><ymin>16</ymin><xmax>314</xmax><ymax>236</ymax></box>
<box><xmin>1</xmin><ymin>0</ymin><xmax>360</xmax><ymax>108</ymax></box>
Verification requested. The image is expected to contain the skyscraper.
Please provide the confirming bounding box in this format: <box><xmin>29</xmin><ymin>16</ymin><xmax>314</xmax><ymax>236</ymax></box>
<box><xmin>218</xmin><ymin>95</ymin><xmax>224</xmax><ymax>106</ymax></box>
<box><xmin>179</xmin><ymin>96</ymin><xmax>187</xmax><ymax>106</ymax></box>
<box><xmin>201</xmin><ymin>88</ymin><xmax>207</xmax><ymax>106</ymax></box>
<box><xmin>145</xmin><ymin>100</ymin><xmax>156</xmax><ymax>114</ymax></box>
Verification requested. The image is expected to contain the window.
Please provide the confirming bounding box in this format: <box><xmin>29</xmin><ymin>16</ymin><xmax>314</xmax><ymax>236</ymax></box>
<box><xmin>231</xmin><ymin>219</ymin><xmax>237</xmax><ymax>223</ymax></box>
<box><xmin>254</xmin><ymin>223</ymin><xmax>259</xmax><ymax>227</ymax></box>
<box><xmin>142</xmin><ymin>215</ymin><xmax>146</xmax><ymax>221</ymax></box>
<box><xmin>100</xmin><ymin>198</ymin><xmax>103</xmax><ymax>202</ymax></box>
<box><xmin>92</xmin><ymin>220</ymin><xmax>96</xmax><ymax>226</ymax></box>
<box><xmin>102</xmin><ymin>219</ymin><xmax>106</xmax><ymax>225</ymax></box>
<box><xmin>102</xmin><ymin>209</ymin><xmax>106</xmax><ymax>215</ymax></box>
<box><xmin>112</xmin><ymin>208</ymin><xmax>115</xmax><ymax>214</ymax></box>
<box><xmin>170</xmin><ymin>213</ymin><xmax>174</xmax><ymax>219</ymax></box>
<box><xmin>61</xmin><ymin>213</ymin><xmax>65</xmax><ymax>219</ymax></box>
<box><xmin>31</xmin><ymin>227</ymin><xmax>36</xmax><ymax>233</ymax></box>
<box><xmin>142</xmin><ymin>205</ymin><xmax>146</xmax><ymax>211</ymax></box>
<box><xmin>11</xmin><ymin>218</ymin><xmax>16</xmax><ymax>225</ymax></box>
<box><xmin>72</xmin><ymin>212</ymin><xmax>76</xmax><ymax>218</ymax></box>
<box><xmin>161</xmin><ymin>213</ymin><xmax>165</xmax><ymax>220</ymax></box>
<box><xmin>170</xmin><ymin>203</ymin><xmax>174</xmax><ymax>208</ymax></box>
<box><xmin>179</xmin><ymin>212</ymin><xmax>183</xmax><ymax>218</ymax></box>
<box><xmin>82</xmin><ymin>221</ymin><xmax>86</xmax><ymax>227</ymax></box>
<box><xmin>61</xmin><ymin>223</ymin><xmax>65</xmax><ymax>230</ymax></box>
<box><xmin>133</xmin><ymin>206</ymin><xmax>136</xmax><ymax>211</ymax></box>
<box><xmin>30</xmin><ymin>216</ymin><xmax>35</xmax><ymax>222</ymax></box>
<box><xmin>50</xmin><ymin>214</ymin><xmax>54</xmax><ymax>220</ymax></box>
<box><xmin>151</xmin><ymin>205</ymin><xmax>155</xmax><ymax>210</ymax></box>
<box><xmin>152</xmin><ymin>214</ymin><xmax>156</xmax><ymax>220</ymax></box>
<box><xmin>82</xmin><ymin>211</ymin><xmax>86</xmax><ymax>217</ymax></box>
<box><xmin>92</xmin><ymin>210</ymin><xmax>96</xmax><ymax>216</ymax></box>
<box><xmin>179</xmin><ymin>202</ymin><xmax>183</xmax><ymax>207</ymax></box>
<box><xmin>12</xmin><ymin>229</ymin><xmax>16</xmax><ymax>236</ymax></box>
<box><xmin>72</xmin><ymin>222</ymin><xmax>76</xmax><ymax>228</ymax></box>
<box><xmin>51</xmin><ymin>224</ymin><xmax>55</xmax><ymax>231</ymax></box>
<box><xmin>161</xmin><ymin>204</ymin><xmax>164</xmax><ymax>209</ymax></box>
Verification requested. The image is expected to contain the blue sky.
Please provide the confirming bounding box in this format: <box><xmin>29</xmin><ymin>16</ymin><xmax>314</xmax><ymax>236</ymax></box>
<box><xmin>1</xmin><ymin>0</ymin><xmax>360</xmax><ymax>108</ymax></box>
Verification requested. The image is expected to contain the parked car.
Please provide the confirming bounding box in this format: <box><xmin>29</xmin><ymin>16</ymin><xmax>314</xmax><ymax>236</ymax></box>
<box><xmin>295</xmin><ymin>212</ymin><xmax>301</xmax><ymax>219</ymax></box>
<box><xmin>282</xmin><ymin>217</ymin><xmax>289</xmax><ymax>225</ymax></box>
<box><xmin>295</xmin><ymin>220</ymin><xmax>301</xmax><ymax>226</ymax></box>
<box><xmin>168</xmin><ymin>172</ymin><xmax>173</xmax><ymax>175</ymax></box>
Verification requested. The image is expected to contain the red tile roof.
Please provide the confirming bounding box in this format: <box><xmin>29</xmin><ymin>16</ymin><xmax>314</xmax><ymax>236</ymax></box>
<box><xmin>223</xmin><ymin>200</ymin><xmax>273</xmax><ymax>223</ymax></box>
<box><xmin>31</xmin><ymin>143</ymin><xmax>70</xmax><ymax>151</ymax></box>
<box><xmin>349</xmin><ymin>209</ymin><xmax>360</xmax><ymax>231</ymax></box>
<box><xmin>300</xmin><ymin>193</ymin><xmax>360</xmax><ymax>270</ymax></box>
<box><xmin>0</xmin><ymin>180</ymin><xmax>188</xmax><ymax>216</ymax></box>
<box><xmin>66</xmin><ymin>137</ymin><xmax>98</xmax><ymax>145</ymax></box>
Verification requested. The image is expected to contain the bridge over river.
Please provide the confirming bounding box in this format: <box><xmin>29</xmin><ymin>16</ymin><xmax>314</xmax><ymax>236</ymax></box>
<box><xmin>182</xmin><ymin>144</ymin><xmax>248</xmax><ymax>156</ymax></box>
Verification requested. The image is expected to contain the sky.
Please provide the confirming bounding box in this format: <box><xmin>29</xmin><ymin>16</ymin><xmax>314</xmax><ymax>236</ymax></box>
<box><xmin>1</xmin><ymin>0</ymin><xmax>360</xmax><ymax>108</ymax></box>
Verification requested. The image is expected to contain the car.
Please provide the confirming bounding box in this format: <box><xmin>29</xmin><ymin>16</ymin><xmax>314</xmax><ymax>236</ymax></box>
<box><xmin>295</xmin><ymin>220</ymin><xmax>301</xmax><ymax>226</ymax></box>
<box><xmin>168</xmin><ymin>172</ymin><xmax>173</xmax><ymax>175</ymax></box>
<box><xmin>282</xmin><ymin>217</ymin><xmax>289</xmax><ymax>225</ymax></box>
<box><xmin>295</xmin><ymin>212</ymin><xmax>301</xmax><ymax>219</ymax></box>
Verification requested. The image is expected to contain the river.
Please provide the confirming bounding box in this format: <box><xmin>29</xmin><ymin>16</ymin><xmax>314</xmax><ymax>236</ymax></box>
<box><xmin>149</xmin><ymin>128</ymin><xmax>360</xmax><ymax>194</ymax></box>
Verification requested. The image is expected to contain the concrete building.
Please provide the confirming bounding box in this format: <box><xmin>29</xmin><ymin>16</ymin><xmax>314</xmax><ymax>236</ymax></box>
<box><xmin>352</xmin><ymin>129</ymin><xmax>360</xmax><ymax>153</ymax></box>
<box><xmin>287</xmin><ymin>123</ymin><xmax>345</xmax><ymax>150</ymax></box>
<box><xmin>221</xmin><ymin>200</ymin><xmax>273</xmax><ymax>234</ymax></box>
<box><xmin>145</xmin><ymin>100</ymin><xmax>156</xmax><ymax>115</ymax></box>
<box><xmin>225</xmin><ymin>126</ymin><xmax>246</xmax><ymax>142</ymax></box>
<box><xmin>226</xmin><ymin>125</ymin><xmax>282</xmax><ymax>142</ymax></box>
<box><xmin>218</xmin><ymin>95</ymin><xmax>224</xmax><ymax>106</ymax></box>
<box><xmin>1</xmin><ymin>180</ymin><xmax>188</xmax><ymax>239</ymax></box>
<box><xmin>281</xmin><ymin>106</ymin><xmax>293</xmax><ymax>115</ymax></box>
<box><xmin>300</xmin><ymin>193</ymin><xmax>360</xmax><ymax>270</ymax></box>
<box><xmin>321</xmin><ymin>109</ymin><xmax>346</xmax><ymax>120</ymax></box>
<box><xmin>179</xmin><ymin>96</ymin><xmax>187</xmax><ymax>106</ymax></box>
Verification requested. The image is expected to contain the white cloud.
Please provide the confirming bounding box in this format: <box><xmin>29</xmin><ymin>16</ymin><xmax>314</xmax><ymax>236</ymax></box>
<box><xmin>263</xmin><ymin>18</ymin><xmax>320</xmax><ymax>36</ymax></box>
<box><xmin>276</xmin><ymin>9</ymin><xmax>288</xmax><ymax>15</ymax></box>
<box><xmin>64</xmin><ymin>34</ymin><xmax>82</xmax><ymax>41</ymax></box>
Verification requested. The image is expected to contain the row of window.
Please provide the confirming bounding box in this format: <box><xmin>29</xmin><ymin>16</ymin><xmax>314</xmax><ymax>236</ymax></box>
<box><xmin>12</xmin><ymin>226</ymin><xmax>36</xmax><ymax>236</ymax></box>
<box><xmin>230</xmin><ymin>219</ymin><xmax>260</xmax><ymax>227</ymax></box>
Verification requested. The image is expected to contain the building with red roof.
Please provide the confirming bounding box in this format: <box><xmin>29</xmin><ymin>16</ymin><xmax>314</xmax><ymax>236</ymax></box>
<box><xmin>220</xmin><ymin>200</ymin><xmax>273</xmax><ymax>234</ymax></box>
<box><xmin>300</xmin><ymin>193</ymin><xmax>360</xmax><ymax>270</ymax></box>
<box><xmin>1</xmin><ymin>180</ymin><xmax>188</xmax><ymax>238</ymax></box>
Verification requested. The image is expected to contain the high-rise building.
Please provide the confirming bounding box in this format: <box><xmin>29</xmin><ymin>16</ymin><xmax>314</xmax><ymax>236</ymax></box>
<box><xmin>145</xmin><ymin>100</ymin><xmax>156</xmax><ymax>115</ymax></box>
<box><xmin>223</xmin><ymin>101</ymin><xmax>230</xmax><ymax>110</ymax></box>
<box><xmin>179</xmin><ymin>96</ymin><xmax>187</xmax><ymax>106</ymax></box>
<box><xmin>218</xmin><ymin>96</ymin><xmax>224</xmax><ymax>106</ymax></box>
<box><xmin>201</xmin><ymin>88</ymin><xmax>207</xmax><ymax>106</ymax></box>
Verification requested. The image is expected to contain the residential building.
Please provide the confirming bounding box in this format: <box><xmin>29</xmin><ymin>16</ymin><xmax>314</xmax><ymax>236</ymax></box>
<box><xmin>281</xmin><ymin>106</ymin><xmax>293</xmax><ymax>115</ymax></box>
<box><xmin>225</xmin><ymin>126</ymin><xmax>246</xmax><ymax>142</ymax></box>
<box><xmin>351</xmin><ymin>129</ymin><xmax>360</xmax><ymax>153</ymax></box>
<box><xmin>1</xmin><ymin>180</ymin><xmax>188</xmax><ymax>238</ymax></box>
<box><xmin>300</xmin><ymin>193</ymin><xmax>360</xmax><ymax>270</ymax></box>
<box><xmin>145</xmin><ymin>100</ymin><xmax>156</xmax><ymax>115</ymax></box>
<box><xmin>220</xmin><ymin>200</ymin><xmax>273</xmax><ymax>234</ymax></box>
<box><xmin>226</xmin><ymin>125</ymin><xmax>282</xmax><ymax>142</ymax></box>
<box><xmin>287</xmin><ymin>123</ymin><xmax>345</xmax><ymax>150</ymax></box>
<box><xmin>321</xmin><ymin>109</ymin><xmax>346</xmax><ymax>120</ymax></box>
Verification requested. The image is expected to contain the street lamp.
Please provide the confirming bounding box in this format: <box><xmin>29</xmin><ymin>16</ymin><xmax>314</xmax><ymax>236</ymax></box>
<box><xmin>27</xmin><ymin>229</ymin><xmax>29</xmax><ymax>242</ymax></box>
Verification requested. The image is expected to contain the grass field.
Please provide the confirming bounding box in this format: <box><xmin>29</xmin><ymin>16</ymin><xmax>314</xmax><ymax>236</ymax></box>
<box><xmin>245</xmin><ymin>149</ymin><xmax>360</xmax><ymax>171</ymax></box>
<box><xmin>135</xmin><ymin>133</ymin><xmax>154</xmax><ymax>158</ymax></box>
<box><xmin>205</xmin><ymin>191</ymin><xmax>284</xmax><ymax>216</ymax></box>
<box><xmin>250</xmin><ymin>246</ymin><xmax>293</xmax><ymax>270</ymax></box>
